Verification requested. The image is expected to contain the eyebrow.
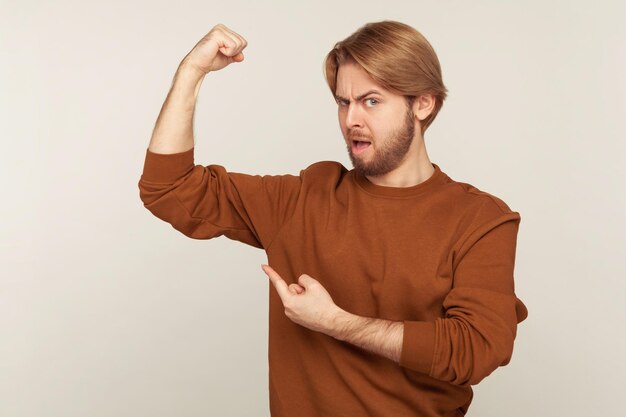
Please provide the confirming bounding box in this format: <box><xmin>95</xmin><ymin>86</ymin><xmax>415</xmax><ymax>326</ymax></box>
<box><xmin>334</xmin><ymin>89</ymin><xmax>383</xmax><ymax>102</ymax></box>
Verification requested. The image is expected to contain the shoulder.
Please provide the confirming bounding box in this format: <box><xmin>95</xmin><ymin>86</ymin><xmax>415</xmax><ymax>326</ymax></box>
<box><xmin>439</xmin><ymin>174</ymin><xmax>522</xmax><ymax>240</ymax></box>
<box><xmin>440</xmin><ymin>175</ymin><xmax>522</xmax><ymax>266</ymax></box>
<box><xmin>299</xmin><ymin>160</ymin><xmax>350</xmax><ymax>182</ymax></box>
<box><xmin>441</xmin><ymin>170</ymin><xmax>519</xmax><ymax>217</ymax></box>
<box><xmin>301</xmin><ymin>160</ymin><xmax>348</xmax><ymax>174</ymax></box>
<box><xmin>451</xmin><ymin>180</ymin><xmax>516</xmax><ymax>214</ymax></box>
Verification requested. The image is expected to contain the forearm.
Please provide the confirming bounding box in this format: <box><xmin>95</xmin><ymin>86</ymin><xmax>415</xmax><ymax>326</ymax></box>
<box><xmin>262</xmin><ymin>267</ymin><xmax>406</xmax><ymax>365</ymax></box>
<box><xmin>328</xmin><ymin>309</ymin><xmax>404</xmax><ymax>363</ymax></box>
<box><xmin>148</xmin><ymin>60</ymin><xmax>207</xmax><ymax>154</ymax></box>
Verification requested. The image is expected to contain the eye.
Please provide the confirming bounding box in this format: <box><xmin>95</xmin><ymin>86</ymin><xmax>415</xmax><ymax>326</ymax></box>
<box><xmin>336</xmin><ymin>98</ymin><xmax>348</xmax><ymax>106</ymax></box>
<box><xmin>365</xmin><ymin>98</ymin><xmax>379</xmax><ymax>107</ymax></box>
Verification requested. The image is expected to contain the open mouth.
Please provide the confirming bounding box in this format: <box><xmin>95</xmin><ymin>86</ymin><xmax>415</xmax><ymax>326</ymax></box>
<box><xmin>351</xmin><ymin>140</ymin><xmax>372</xmax><ymax>155</ymax></box>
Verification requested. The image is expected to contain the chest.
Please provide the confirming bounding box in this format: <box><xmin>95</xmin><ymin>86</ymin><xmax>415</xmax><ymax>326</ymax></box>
<box><xmin>272</xmin><ymin>195</ymin><xmax>460</xmax><ymax>321</ymax></box>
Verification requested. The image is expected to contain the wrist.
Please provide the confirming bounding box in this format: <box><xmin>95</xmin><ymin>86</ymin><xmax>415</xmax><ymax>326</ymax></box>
<box><xmin>178</xmin><ymin>58</ymin><xmax>208</xmax><ymax>78</ymax></box>
<box><xmin>171</xmin><ymin>61</ymin><xmax>207</xmax><ymax>102</ymax></box>
<box><xmin>327</xmin><ymin>308</ymin><xmax>352</xmax><ymax>340</ymax></box>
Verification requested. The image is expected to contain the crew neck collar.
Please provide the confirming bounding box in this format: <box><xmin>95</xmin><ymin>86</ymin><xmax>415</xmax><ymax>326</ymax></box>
<box><xmin>353</xmin><ymin>162</ymin><xmax>448</xmax><ymax>198</ymax></box>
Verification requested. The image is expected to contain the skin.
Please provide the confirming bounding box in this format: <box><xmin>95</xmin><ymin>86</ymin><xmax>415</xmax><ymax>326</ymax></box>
<box><xmin>344</xmin><ymin>102</ymin><xmax>416</xmax><ymax>178</ymax></box>
<box><xmin>148</xmin><ymin>23</ymin><xmax>248</xmax><ymax>154</ymax></box>
<box><xmin>336</xmin><ymin>60</ymin><xmax>436</xmax><ymax>187</ymax></box>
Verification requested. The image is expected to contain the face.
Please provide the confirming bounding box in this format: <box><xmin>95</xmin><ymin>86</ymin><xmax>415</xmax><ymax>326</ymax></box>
<box><xmin>335</xmin><ymin>61</ymin><xmax>417</xmax><ymax>177</ymax></box>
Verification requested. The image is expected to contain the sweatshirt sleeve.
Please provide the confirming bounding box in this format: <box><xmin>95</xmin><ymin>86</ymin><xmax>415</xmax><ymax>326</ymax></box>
<box><xmin>399</xmin><ymin>208</ymin><xmax>528</xmax><ymax>386</ymax></box>
<box><xmin>137</xmin><ymin>147</ymin><xmax>302</xmax><ymax>249</ymax></box>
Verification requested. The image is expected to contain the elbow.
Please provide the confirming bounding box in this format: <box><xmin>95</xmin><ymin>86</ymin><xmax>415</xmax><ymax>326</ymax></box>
<box><xmin>467</xmin><ymin>341</ymin><xmax>514</xmax><ymax>386</ymax></box>
<box><xmin>137</xmin><ymin>176</ymin><xmax>182</xmax><ymax>215</ymax></box>
<box><xmin>137</xmin><ymin>178</ymin><xmax>192</xmax><ymax>231</ymax></box>
<box><xmin>434</xmin><ymin>318</ymin><xmax>516</xmax><ymax>387</ymax></box>
<box><xmin>460</xmin><ymin>334</ymin><xmax>515</xmax><ymax>386</ymax></box>
<box><xmin>138</xmin><ymin>177</ymin><xmax>167</xmax><ymax>207</ymax></box>
<box><xmin>137</xmin><ymin>180</ymin><xmax>220</xmax><ymax>240</ymax></box>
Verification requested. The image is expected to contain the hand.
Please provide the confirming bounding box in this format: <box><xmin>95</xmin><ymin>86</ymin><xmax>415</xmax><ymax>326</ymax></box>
<box><xmin>261</xmin><ymin>264</ymin><xmax>343</xmax><ymax>334</ymax></box>
<box><xmin>181</xmin><ymin>23</ymin><xmax>248</xmax><ymax>75</ymax></box>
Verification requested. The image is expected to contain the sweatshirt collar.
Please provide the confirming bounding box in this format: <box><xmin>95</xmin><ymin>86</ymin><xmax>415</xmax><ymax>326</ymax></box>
<box><xmin>353</xmin><ymin>162</ymin><xmax>448</xmax><ymax>198</ymax></box>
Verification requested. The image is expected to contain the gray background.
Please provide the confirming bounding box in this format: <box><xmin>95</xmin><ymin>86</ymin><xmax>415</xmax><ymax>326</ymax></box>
<box><xmin>2</xmin><ymin>0</ymin><xmax>625</xmax><ymax>416</ymax></box>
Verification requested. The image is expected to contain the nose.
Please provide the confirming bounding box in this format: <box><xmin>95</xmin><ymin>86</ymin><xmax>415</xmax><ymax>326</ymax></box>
<box><xmin>345</xmin><ymin>102</ymin><xmax>364</xmax><ymax>129</ymax></box>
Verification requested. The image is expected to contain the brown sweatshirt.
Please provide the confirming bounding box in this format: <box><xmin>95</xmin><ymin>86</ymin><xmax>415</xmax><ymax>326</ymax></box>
<box><xmin>138</xmin><ymin>147</ymin><xmax>528</xmax><ymax>417</ymax></box>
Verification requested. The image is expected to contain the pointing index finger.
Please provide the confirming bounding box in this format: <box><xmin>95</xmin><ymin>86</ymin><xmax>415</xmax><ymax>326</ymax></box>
<box><xmin>262</xmin><ymin>264</ymin><xmax>291</xmax><ymax>299</ymax></box>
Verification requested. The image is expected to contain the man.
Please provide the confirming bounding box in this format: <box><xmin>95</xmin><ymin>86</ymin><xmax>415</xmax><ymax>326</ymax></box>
<box><xmin>139</xmin><ymin>20</ymin><xmax>528</xmax><ymax>417</ymax></box>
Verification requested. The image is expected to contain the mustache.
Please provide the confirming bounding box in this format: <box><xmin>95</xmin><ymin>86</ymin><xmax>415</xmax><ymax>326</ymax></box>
<box><xmin>347</xmin><ymin>131</ymin><xmax>372</xmax><ymax>142</ymax></box>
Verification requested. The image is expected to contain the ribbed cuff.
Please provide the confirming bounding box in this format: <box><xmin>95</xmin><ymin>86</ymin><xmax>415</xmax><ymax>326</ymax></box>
<box><xmin>141</xmin><ymin>147</ymin><xmax>195</xmax><ymax>183</ymax></box>
<box><xmin>400</xmin><ymin>320</ymin><xmax>436</xmax><ymax>375</ymax></box>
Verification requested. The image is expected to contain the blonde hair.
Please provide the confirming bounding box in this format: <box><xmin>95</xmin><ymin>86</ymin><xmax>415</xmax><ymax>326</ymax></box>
<box><xmin>324</xmin><ymin>20</ymin><xmax>448</xmax><ymax>134</ymax></box>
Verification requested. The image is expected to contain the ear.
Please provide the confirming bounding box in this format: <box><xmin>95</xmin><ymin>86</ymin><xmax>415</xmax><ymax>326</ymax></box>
<box><xmin>411</xmin><ymin>94</ymin><xmax>436</xmax><ymax>121</ymax></box>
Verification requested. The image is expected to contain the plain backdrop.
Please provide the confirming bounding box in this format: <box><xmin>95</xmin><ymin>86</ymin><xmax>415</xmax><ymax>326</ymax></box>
<box><xmin>2</xmin><ymin>0</ymin><xmax>625</xmax><ymax>416</ymax></box>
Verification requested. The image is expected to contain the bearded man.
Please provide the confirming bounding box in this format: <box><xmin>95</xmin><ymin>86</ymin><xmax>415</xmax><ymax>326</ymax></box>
<box><xmin>139</xmin><ymin>20</ymin><xmax>528</xmax><ymax>417</ymax></box>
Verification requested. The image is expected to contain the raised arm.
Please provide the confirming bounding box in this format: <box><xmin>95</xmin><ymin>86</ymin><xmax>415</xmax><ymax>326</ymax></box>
<box><xmin>148</xmin><ymin>23</ymin><xmax>248</xmax><ymax>154</ymax></box>
<box><xmin>139</xmin><ymin>25</ymin><xmax>303</xmax><ymax>249</ymax></box>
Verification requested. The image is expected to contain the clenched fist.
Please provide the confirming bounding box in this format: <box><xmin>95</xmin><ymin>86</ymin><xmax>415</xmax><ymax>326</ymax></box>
<box><xmin>181</xmin><ymin>23</ymin><xmax>248</xmax><ymax>75</ymax></box>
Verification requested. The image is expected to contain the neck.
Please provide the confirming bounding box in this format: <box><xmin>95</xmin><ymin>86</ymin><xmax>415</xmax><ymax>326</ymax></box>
<box><xmin>365</xmin><ymin>137</ymin><xmax>434</xmax><ymax>188</ymax></box>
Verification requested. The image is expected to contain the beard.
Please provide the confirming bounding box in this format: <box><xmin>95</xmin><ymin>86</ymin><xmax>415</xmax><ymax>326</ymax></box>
<box><xmin>346</xmin><ymin>106</ymin><xmax>416</xmax><ymax>177</ymax></box>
